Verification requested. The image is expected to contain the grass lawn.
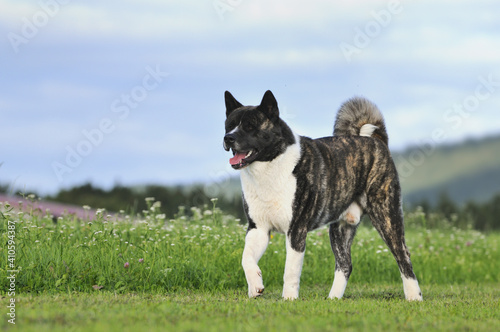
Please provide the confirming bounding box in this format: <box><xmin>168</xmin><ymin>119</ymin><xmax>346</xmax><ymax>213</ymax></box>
<box><xmin>1</xmin><ymin>198</ymin><xmax>499</xmax><ymax>331</ymax></box>
<box><xmin>6</xmin><ymin>283</ymin><xmax>499</xmax><ymax>332</ymax></box>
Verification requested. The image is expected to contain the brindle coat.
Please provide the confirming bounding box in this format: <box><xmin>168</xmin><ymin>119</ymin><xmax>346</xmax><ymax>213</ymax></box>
<box><xmin>223</xmin><ymin>90</ymin><xmax>422</xmax><ymax>301</ymax></box>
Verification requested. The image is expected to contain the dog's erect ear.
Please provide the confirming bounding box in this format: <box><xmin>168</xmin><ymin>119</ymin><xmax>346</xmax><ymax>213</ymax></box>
<box><xmin>259</xmin><ymin>90</ymin><xmax>279</xmax><ymax>122</ymax></box>
<box><xmin>225</xmin><ymin>91</ymin><xmax>243</xmax><ymax>117</ymax></box>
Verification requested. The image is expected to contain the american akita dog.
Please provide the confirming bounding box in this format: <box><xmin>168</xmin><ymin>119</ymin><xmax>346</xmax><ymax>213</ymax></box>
<box><xmin>223</xmin><ymin>90</ymin><xmax>422</xmax><ymax>301</ymax></box>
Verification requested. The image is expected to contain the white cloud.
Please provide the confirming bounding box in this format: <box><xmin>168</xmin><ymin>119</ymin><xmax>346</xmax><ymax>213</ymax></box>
<box><xmin>1</xmin><ymin>0</ymin><xmax>216</xmax><ymax>40</ymax></box>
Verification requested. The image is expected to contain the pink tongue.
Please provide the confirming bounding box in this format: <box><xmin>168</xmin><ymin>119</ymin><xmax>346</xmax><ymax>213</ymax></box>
<box><xmin>229</xmin><ymin>152</ymin><xmax>247</xmax><ymax>166</ymax></box>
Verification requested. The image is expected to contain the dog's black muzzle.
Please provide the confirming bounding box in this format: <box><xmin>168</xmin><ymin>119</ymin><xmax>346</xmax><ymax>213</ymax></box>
<box><xmin>223</xmin><ymin>133</ymin><xmax>236</xmax><ymax>151</ymax></box>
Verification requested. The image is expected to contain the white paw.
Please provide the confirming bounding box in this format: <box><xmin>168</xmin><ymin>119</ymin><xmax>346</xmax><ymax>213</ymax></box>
<box><xmin>248</xmin><ymin>285</ymin><xmax>265</xmax><ymax>298</ymax></box>
<box><xmin>247</xmin><ymin>269</ymin><xmax>264</xmax><ymax>298</ymax></box>
<box><xmin>282</xmin><ymin>285</ymin><xmax>299</xmax><ymax>300</ymax></box>
<box><xmin>406</xmin><ymin>293</ymin><xmax>423</xmax><ymax>301</ymax></box>
<box><xmin>328</xmin><ymin>289</ymin><xmax>344</xmax><ymax>300</ymax></box>
<box><xmin>328</xmin><ymin>270</ymin><xmax>348</xmax><ymax>299</ymax></box>
<box><xmin>402</xmin><ymin>275</ymin><xmax>423</xmax><ymax>301</ymax></box>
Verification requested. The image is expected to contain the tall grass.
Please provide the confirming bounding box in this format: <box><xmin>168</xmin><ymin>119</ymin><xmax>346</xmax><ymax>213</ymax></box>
<box><xmin>1</xmin><ymin>198</ymin><xmax>499</xmax><ymax>295</ymax></box>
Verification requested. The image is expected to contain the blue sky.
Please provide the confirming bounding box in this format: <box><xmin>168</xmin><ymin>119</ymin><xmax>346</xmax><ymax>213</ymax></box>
<box><xmin>1</xmin><ymin>0</ymin><xmax>500</xmax><ymax>195</ymax></box>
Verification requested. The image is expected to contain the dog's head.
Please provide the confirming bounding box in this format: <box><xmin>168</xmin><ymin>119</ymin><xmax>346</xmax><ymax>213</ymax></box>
<box><xmin>223</xmin><ymin>90</ymin><xmax>295</xmax><ymax>170</ymax></box>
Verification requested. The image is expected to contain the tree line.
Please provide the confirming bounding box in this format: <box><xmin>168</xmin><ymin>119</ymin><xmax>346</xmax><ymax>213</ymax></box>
<box><xmin>44</xmin><ymin>183</ymin><xmax>245</xmax><ymax>221</ymax></box>
<box><xmin>412</xmin><ymin>192</ymin><xmax>500</xmax><ymax>232</ymax></box>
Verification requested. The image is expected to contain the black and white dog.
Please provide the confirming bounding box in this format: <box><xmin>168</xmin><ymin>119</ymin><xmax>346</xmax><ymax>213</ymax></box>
<box><xmin>223</xmin><ymin>90</ymin><xmax>422</xmax><ymax>301</ymax></box>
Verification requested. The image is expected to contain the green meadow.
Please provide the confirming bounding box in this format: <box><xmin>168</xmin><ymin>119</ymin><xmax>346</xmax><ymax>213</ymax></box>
<box><xmin>1</xmin><ymin>199</ymin><xmax>499</xmax><ymax>331</ymax></box>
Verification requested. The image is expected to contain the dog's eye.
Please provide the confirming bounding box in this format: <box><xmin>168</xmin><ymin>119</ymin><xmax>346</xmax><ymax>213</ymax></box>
<box><xmin>243</xmin><ymin>122</ymin><xmax>255</xmax><ymax>132</ymax></box>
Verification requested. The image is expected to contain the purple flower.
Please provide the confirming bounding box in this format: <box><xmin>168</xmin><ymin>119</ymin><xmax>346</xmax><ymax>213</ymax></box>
<box><xmin>124</xmin><ymin>262</ymin><xmax>129</xmax><ymax>268</ymax></box>
<box><xmin>466</xmin><ymin>241</ymin><xmax>472</xmax><ymax>247</ymax></box>
<box><xmin>139</xmin><ymin>258</ymin><xmax>144</xmax><ymax>263</ymax></box>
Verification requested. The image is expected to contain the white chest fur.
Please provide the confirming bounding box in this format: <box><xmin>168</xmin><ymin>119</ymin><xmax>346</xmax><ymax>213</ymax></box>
<box><xmin>240</xmin><ymin>136</ymin><xmax>301</xmax><ymax>233</ymax></box>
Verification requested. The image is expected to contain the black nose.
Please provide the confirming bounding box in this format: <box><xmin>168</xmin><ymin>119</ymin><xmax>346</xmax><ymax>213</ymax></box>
<box><xmin>223</xmin><ymin>133</ymin><xmax>236</xmax><ymax>151</ymax></box>
<box><xmin>224</xmin><ymin>133</ymin><xmax>236</xmax><ymax>144</ymax></box>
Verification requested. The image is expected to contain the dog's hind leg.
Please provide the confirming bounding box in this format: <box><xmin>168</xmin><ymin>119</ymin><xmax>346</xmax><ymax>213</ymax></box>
<box><xmin>242</xmin><ymin>227</ymin><xmax>269</xmax><ymax>298</ymax></box>
<box><xmin>328</xmin><ymin>221</ymin><xmax>358</xmax><ymax>299</ymax></box>
<box><xmin>367</xmin><ymin>195</ymin><xmax>423</xmax><ymax>301</ymax></box>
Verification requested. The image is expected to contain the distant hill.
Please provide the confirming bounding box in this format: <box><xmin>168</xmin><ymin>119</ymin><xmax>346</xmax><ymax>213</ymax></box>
<box><xmin>393</xmin><ymin>135</ymin><xmax>500</xmax><ymax>206</ymax></box>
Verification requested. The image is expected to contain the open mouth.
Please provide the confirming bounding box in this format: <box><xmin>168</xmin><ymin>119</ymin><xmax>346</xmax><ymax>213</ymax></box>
<box><xmin>229</xmin><ymin>149</ymin><xmax>258</xmax><ymax>169</ymax></box>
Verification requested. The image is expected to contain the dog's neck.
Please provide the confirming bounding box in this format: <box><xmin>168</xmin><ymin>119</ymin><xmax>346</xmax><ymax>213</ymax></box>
<box><xmin>240</xmin><ymin>132</ymin><xmax>301</xmax><ymax>189</ymax></box>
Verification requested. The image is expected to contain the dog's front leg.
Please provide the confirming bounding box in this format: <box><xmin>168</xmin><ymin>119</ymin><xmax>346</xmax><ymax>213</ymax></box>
<box><xmin>282</xmin><ymin>235</ymin><xmax>305</xmax><ymax>300</ymax></box>
<box><xmin>242</xmin><ymin>227</ymin><xmax>269</xmax><ymax>298</ymax></box>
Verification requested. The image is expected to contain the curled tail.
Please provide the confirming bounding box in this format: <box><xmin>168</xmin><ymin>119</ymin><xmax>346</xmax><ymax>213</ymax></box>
<box><xmin>333</xmin><ymin>97</ymin><xmax>389</xmax><ymax>146</ymax></box>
